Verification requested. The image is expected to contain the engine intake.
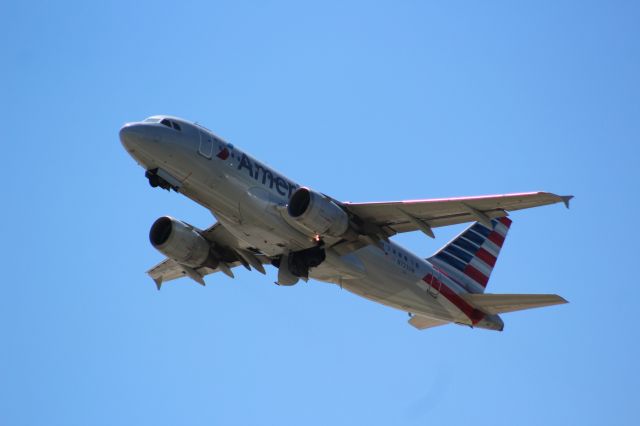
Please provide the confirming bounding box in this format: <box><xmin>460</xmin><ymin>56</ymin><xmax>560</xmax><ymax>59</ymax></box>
<box><xmin>287</xmin><ymin>187</ymin><xmax>349</xmax><ymax>238</ymax></box>
<box><xmin>149</xmin><ymin>216</ymin><xmax>212</xmax><ymax>267</ymax></box>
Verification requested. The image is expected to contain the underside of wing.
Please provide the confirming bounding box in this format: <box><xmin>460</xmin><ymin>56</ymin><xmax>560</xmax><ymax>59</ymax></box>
<box><xmin>344</xmin><ymin>192</ymin><xmax>572</xmax><ymax>238</ymax></box>
<box><xmin>147</xmin><ymin>258</ymin><xmax>246</xmax><ymax>290</ymax></box>
<box><xmin>147</xmin><ymin>222</ymin><xmax>270</xmax><ymax>289</ymax></box>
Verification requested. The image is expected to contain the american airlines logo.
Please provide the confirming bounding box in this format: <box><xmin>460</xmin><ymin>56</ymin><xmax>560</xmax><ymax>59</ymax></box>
<box><xmin>216</xmin><ymin>145</ymin><xmax>230</xmax><ymax>160</ymax></box>
<box><xmin>224</xmin><ymin>149</ymin><xmax>299</xmax><ymax>198</ymax></box>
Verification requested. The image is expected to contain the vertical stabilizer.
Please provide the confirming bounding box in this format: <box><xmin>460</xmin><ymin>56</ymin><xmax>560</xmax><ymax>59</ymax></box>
<box><xmin>428</xmin><ymin>217</ymin><xmax>512</xmax><ymax>293</ymax></box>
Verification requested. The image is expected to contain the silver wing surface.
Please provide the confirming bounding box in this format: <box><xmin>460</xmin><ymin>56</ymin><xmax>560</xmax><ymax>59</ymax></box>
<box><xmin>147</xmin><ymin>222</ymin><xmax>270</xmax><ymax>289</ymax></box>
<box><xmin>344</xmin><ymin>191</ymin><xmax>572</xmax><ymax>238</ymax></box>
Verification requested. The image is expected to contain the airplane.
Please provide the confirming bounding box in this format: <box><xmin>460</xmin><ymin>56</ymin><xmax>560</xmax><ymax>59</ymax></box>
<box><xmin>119</xmin><ymin>115</ymin><xmax>571</xmax><ymax>331</ymax></box>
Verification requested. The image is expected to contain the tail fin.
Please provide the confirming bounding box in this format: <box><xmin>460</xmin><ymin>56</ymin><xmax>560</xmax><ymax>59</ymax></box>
<box><xmin>428</xmin><ymin>217</ymin><xmax>512</xmax><ymax>293</ymax></box>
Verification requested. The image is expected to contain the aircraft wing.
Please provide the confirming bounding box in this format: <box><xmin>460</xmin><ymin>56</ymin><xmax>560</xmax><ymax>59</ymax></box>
<box><xmin>147</xmin><ymin>258</ymin><xmax>238</xmax><ymax>289</ymax></box>
<box><xmin>147</xmin><ymin>223</ymin><xmax>270</xmax><ymax>289</ymax></box>
<box><xmin>343</xmin><ymin>192</ymin><xmax>572</xmax><ymax>239</ymax></box>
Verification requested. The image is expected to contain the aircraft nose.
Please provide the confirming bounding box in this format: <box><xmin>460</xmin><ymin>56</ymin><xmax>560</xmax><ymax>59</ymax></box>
<box><xmin>119</xmin><ymin>123</ymin><xmax>147</xmax><ymax>152</ymax></box>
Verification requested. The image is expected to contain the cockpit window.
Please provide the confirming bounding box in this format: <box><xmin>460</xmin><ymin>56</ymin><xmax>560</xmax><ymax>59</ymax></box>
<box><xmin>147</xmin><ymin>117</ymin><xmax>182</xmax><ymax>131</ymax></box>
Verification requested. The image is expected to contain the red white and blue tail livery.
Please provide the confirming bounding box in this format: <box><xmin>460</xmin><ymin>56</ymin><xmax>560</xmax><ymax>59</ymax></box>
<box><xmin>430</xmin><ymin>217</ymin><xmax>512</xmax><ymax>294</ymax></box>
<box><xmin>409</xmin><ymin>217</ymin><xmax>566</xmax><ymax>331</ymax></box>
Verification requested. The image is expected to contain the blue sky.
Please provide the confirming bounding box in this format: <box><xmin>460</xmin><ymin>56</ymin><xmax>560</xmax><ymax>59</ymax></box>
<box><xmin>2</xmin><ymin>1</ymin><xmax>639</xmax><ymax>425</ymax></box>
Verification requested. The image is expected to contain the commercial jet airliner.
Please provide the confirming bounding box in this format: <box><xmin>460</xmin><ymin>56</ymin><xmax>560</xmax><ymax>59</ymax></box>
<box><xmin>120</xmin><ymin>115</ymin><xmax>571</xmax><ymax>331</ymax></box>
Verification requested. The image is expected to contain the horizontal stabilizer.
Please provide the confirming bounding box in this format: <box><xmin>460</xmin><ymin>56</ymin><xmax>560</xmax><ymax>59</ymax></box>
<box><xmin>460</xmin><ymin>293</ymin><xmax>568</xmax><ymax>315</ymax></box>
<box><xmin>408</xmin><ymin>315</ymin><xmax>449</xmax><ymax>330</ymax></box>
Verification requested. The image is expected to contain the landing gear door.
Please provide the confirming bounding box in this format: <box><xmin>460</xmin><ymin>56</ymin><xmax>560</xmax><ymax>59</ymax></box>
<box><xmin>198</xmin><ymin>131</ymin><xmax>213</xmax><ymax>159</ymax></box>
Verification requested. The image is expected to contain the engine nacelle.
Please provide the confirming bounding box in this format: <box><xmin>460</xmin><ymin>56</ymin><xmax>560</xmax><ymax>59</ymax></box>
<box><xmin>287</xmin><ymin>187</ymin><xmax>349</xmax><ymax>238</ymax></box>
<box><xmin>149</xmin><ymin>216</ymin><xmax>211</xmax><ymax>267</ymax></box>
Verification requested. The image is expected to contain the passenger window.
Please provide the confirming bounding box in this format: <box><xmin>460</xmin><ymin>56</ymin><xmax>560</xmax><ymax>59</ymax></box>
<box><xmin>160</xmin><ymin>119</ymin><xmax>172</xmax><ymax>128</ymax></box>
<box><xmin>172</xmin><ymin>122</ymin><xmax>181</xmax><ymax>131</ymax></box>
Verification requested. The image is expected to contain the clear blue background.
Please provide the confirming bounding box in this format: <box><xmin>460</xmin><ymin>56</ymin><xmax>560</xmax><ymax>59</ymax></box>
<box><xmin>2</xmin><ymin>1</ymin><xmax>638</xmax><ymax>425</ymax></box>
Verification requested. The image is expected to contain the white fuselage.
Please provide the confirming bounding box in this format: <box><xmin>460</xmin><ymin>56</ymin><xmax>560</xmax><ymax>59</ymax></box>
<box><xmin>120</xmin><ymin>116</ymin><xmax>499</xmax><ymax>328</ymax></box>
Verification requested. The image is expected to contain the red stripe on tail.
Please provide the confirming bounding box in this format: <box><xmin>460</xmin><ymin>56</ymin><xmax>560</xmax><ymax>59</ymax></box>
<box><xmin>423</xmin><ymin>274</ymin><xmax>485</xmax><ymax>324</ymax></box>
<box><xmin>488</xmin><ymin>231</ymin><xmax>505</xmax><ymax>247</ymax></box>
<box><xmin>498</xmin><ymin>217</ymin><xmax>512</xmax><ymax>227</ymax></box>
<box><xmin>475</xmin><ymin>248</ymin><xmax>497</xmax><ymax>267</ymax></box>
<box><xmin>464</xmin><ymin>264</ymin><xmax>489</xmax><ymax>287</ymax></box>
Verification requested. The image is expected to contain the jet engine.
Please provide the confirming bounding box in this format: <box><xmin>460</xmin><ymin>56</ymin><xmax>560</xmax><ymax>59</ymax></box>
<box><xmin>149</xmin><ymin>216</ymin><xmax>212</xmax><ymax>267</ymax></box>
<box><xmin>287</xmin><ymin>187</ymin><xmax>349</xmax><ymax>238</ymax></box>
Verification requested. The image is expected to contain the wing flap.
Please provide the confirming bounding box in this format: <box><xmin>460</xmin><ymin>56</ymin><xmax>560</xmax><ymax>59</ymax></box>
<box><xmin>460</xmin><ymin>293</ymin><xmax>568</xmax><ymax>315</ymax></box>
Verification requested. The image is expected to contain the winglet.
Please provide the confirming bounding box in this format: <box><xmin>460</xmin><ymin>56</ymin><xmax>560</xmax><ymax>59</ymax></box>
<box><xmin>153</xmin><ymin>277</ymin><xmax>163</xmax><ymax>291</ymax></box>
<box><xmin>561</xmin><ymin>195</ymin><xmax>574</xmax><ymax>209</ymax></box>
